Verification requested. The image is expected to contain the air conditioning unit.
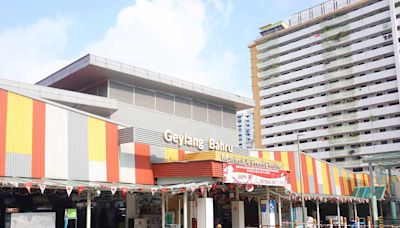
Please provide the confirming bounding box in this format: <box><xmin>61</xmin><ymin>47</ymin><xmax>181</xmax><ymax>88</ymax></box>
<box><xmin>348</xmin><ymin>150</ymin><xmax>355</xmax><ymax>155</ymax></box>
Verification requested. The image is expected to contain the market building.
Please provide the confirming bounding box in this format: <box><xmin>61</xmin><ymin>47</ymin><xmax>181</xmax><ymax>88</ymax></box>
<box><xmin>0</xmin><ymin>54</ymin><xmax>398</xmax><ymax>227</ymax></box>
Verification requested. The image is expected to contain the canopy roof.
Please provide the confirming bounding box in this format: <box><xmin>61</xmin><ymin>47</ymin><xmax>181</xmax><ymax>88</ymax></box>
<box><xmin>351</xmin><ymin>186</ymin><xmax>386</xmax><ymax>200</ymax></box>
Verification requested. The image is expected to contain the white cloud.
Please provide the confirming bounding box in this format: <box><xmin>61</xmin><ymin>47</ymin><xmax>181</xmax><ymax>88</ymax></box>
<box><xmin>85</xmin><ymin>0</ymin><xmax>239</xmax><ymax>92</ymax></box>
<box><xmin>0</xmin><ymin>0</ymin><xmax>243</xmax><ymax>96</ymax></box>
<box><xmin>0</xmin><ymin>16</ymin><xmax>73</xmax><ymax>83</ymax></box>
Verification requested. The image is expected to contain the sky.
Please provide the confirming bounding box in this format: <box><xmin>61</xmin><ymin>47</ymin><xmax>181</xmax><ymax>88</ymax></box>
<box><xmin>0</xmin><ymin>0</ymin><xmax>322</xmax><ymax>97</ymax></box>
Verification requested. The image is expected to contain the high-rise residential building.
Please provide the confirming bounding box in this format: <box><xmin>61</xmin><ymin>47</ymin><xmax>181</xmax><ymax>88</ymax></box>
<box><xmin>249</xmin><ymin>0</ymin><xmax>400</xmax><ymax>172</ymax></box>
<box><xmin>237</xmin><ymin>108</ymin><xmax>255</xmax><ymax>148</ymax></box>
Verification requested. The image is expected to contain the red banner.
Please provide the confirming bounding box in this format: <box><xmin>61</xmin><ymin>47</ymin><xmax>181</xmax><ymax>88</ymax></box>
<box><xmin>223</xmin><ymin>163</ymin><xmax>288</xmax><ymax>186</ymax></box>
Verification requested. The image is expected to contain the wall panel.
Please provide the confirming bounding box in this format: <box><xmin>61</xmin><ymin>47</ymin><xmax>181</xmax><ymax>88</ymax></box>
<box><xmin>68</xmin><ymin>111</ymin><xmax>88</xmax><ymax>181</ymax></box>
<box><xmin>45</xmin><ymin>104</ymin><xmax>69</xmax><ymax>179</ymax></box>
<box><xmin>32</xmin><ymin>100</ymin><xmax>45</xmax><ymax>178</ymax></box>
<box><xmin>0</xmin><ymin>90</ymin><xmax>7</xmax><ymax>176</ymax></box>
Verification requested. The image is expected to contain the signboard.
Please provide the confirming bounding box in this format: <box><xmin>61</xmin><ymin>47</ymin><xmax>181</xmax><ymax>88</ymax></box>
<box><xmin>184</xmin><ymin>151</ymin><xmax>284</xmax><ymax>170</ymax></box>
<box><xmin>163</xmin><ymin>129</ymin><xmax>233</xmax><ymax>152</ymax></box>
<box><xmin>9</xmin><ymin>212</ymin><xmax>55</xmax><ymax>228</ymax></box>
<box><xmin>223</xmin><ymin>163</ymin><xmax>288</xmax><ymax>186</ymax></box>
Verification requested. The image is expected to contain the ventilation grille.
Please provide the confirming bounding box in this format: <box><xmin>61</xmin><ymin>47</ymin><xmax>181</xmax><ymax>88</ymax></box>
<box><xmin>156</xmin><ymin>92</ymin><xmax>174</xmax><ymax>114</ymax></box>
<box><xmin>208</xmin><ymin>104</ymin><xmax>222</xmax><ymax>126</ymax></box>
<box><xmin>223</xmin><ymin>107</ymin><xmax>236</xmax><ymax>129</ymax></box>
<box><xmin>192</xmin><ymin>100</ymin><xmax>208</xmax><ymax>123</ymax></box>
<box><xmin>109</xmin><ymin>81</ymin><xmax>133</xmax><ymax>104</ymax></box>
<box><xmin>135</xmin><ymin>87</ymin><xmax>155</xmax><ymax>109</ymax></box>
<box><xmin>118</xmin><ymin>127</ymin><xmax>134</xmax><ymax>144</ymax></box>
<box><xmin>175</xmin><ymin>96</ymin><xmax>192</xmax><ymax>119</ymax></box>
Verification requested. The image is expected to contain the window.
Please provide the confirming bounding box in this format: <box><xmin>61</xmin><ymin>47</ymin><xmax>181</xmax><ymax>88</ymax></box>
<box><xmin>336</xmin><ymin>157</ymin><xmax>345</xmax><ymax>162</ymax></box>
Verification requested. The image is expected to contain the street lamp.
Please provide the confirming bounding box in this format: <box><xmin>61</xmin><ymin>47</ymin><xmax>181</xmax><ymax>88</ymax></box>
<box><xmin>296</xmin><ymin>134</ymin><xmax>307</xmax><ymax>226</ymax></box>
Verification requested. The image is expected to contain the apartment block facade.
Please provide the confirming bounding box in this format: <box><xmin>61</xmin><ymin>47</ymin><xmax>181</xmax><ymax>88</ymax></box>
<box><xmin>237</xmin><ymin>108</ymin><xmax>255</xmax><ymax>148</ymax></box>
<box><xmin>249</xmin><ymin>0</ymin><xmax>400</xmax><ymax>171</ymax></box>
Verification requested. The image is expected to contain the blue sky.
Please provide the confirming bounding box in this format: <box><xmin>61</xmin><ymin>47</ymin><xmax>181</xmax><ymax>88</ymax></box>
<box><xmin>0</xmin><ymin>0</ymin><xmax>321</xmax><ymax>97</ymax></box>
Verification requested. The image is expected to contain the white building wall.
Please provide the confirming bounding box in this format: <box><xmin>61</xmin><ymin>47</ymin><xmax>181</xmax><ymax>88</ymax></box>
<box><xmin>255</xmin><ymin>0</ymin><xmax>400</xmax><ymax>172</ymax></box>
<box><xmin>237</xmin><ymin>109</ymin><xmax>255</xmax><ymax>149</ymax></box>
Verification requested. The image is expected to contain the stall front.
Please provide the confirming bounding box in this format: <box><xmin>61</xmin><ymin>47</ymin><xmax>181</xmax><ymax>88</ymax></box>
<box><xmin>153</xmin><ymin>151</ymin><xmax>289</xmax><ymax>228</ymax></box>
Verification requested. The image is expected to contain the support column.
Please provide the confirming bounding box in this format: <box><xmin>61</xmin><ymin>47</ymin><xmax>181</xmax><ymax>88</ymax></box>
<box><xmin>86</xmin><ymin>191</ymin><xmax>91</xmax><ymax>228</ymax></box>
<box><xmin>369</xmin><ymin>162</ymin><xmax>379</xmax><ymax>226</ymax></box>
<box><xmin>265</xmin><ymin>186</ymin><xmax>270</xmax><ymax>226</ymax></box>
<box><xmin>278</xmin><ymin>196</ymin><xmax>282</xmax><ymax>227</ymax></box>
<box><xmin>197</xmin><ymin>197</ymin><xmax>213</xmax><ymax>228</ymax></box>
<box><xmin>184</xmin><ymin>191</ymin><xmax>188</xmax><ymax>228</ymax></box>
<box><xmin>125</xmin><ymin>193</ymin><xmax>138</xmax><ymax>227</ymax></box>
<box><xmin>337</xmin><ymin>200</ymin><xmax>341</xmax><ymax>228</ymax></box>
<box><xmin>354</xmin><ymin>203</ymin><xmax>358</xmax><ymax>223</ymax></box>
<box><xmin>258</xmin><ymin>197</ymin><xmax>262</xmax><ymax>227</ymax></box>
<box><xmin>162</xmin><ymin>193</ymin><xmax>166</xmax><ymax>228</ymax></box>
<box><xmin>388</xmin><ymin>168</ymin><xmax>398</xmax><ymax>221</ymax></box>
<box><xmin>290</xmin><ymin>200</ymin><xmax>294</xmax><ymax>228</ymax></box>
<box><xmin>232</xmin><ymin>185</ymin><xmax>244</xmax><ymax>228</ymax></box>
<box><xmin>316</xmin><ymin>199</ymin><xmax>320</xmax><ymax>228</ymax></box>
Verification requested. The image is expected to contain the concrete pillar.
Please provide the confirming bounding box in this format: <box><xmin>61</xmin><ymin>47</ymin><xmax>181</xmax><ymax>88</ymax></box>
<box><xmin>86</xmin><ymin>191</ymin><xmax>91</xmax><ymax>228</ymax></box>
<box><xmin>231</xmin><ymin>201</ymin><xmax>245</xmax><ymax>228</ymax></box>
<box><xmin>290</xmin><ymin>200</ymin><xmax>294</xmax><ymax>228</ymax></box>
<box><xmin>369</xmin><ymin>162</ymin><xmax>379</xmax><ymax>226</ymax></box>
<box><xmin>337</xmin><ymin>200</ymin><xmax>341</xmax><ymax>227</ymax></box>
<box><xmin>278</xmin><ymin>196</ymin><xmax>282</xmax><ymax>227</ymax></box>
<box><xmin>316</xmin><ymin>199</ymin><xmax>320</xmax><ymax>228</ymax></box>
<box><xmin>388</xmin><ymin>168</ymin><xmax>398</xmax><ymax>221</ymax></box>
<box><xmin>183</xmin><ymin>191</ymin><xmax>188</xmax><ymax>228</ymax></box>
<box><xmin>348</xmin><ymin>202</ymin><xmax>354</xmax><ymax>221</ymax></box>
<box><xmin>258</xmin><ymin>197</ymin><xmax>262</xmax><ymax>227</ymax></box>
<box><xmin>162</xmin><ymin>193</ymin><xmax>166</xmax><ymax>228</ymax></box>
<box><xmin>265</xmin><ymin>186</ymin><xmax>270</xmax><ymax>226</ymax></box>
<box><xmin>197</xmin><ymin>198</ymin><xmax>213</xmax><ymax>228</ymax></box>
<box><xmin>125</xmin><ymin>193</ymin><xmax>138</xmax><ymax>227</ymax></box>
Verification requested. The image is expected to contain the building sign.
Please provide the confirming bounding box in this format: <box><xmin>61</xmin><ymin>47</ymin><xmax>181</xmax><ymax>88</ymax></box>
<box><xmin>184</xmin><ymin>151</ymin><xmax>284</xmax><ymax>170</ymax></box>
<box><xmin>163</xmin><ymin>129</ymin><xmax>233</xmax><ymax>152</ymax></box>
<box><xmin>223</xmin><ymin>163</ymin><xmax>288</xmax><ymax>186</ymax></box>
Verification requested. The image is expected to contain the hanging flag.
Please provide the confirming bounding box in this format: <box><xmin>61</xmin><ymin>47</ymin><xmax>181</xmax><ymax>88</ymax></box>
<box><xmin>111</xmin><ymin>187</ymin><xmax>117</xmax><ymax>195</ymax></box>
<box><xmin>200</xmin><ymin>186</ymin><xmax>205</xmax><ymax>195</ymax></box>
<box><xmin>245</xmin><ymin>184</ymin><xmax>254</xmax><ymax>192</ymax></box>
<box><xmin>66</xmin><ymin>186</ymin><xmax>73</xmax><ymax>197</ymax></box>
<box><xmin>24</xmin><ymin>183</ymin><xmax>32</xmax><ymax>194</ymax></box>
<box><xmin>96</xmin><ymin>189</ymin><xmax>101</xmax><ymax>196</ymax></box>
<box><xmin>10</xmin><ymin>182</ymin><xmax>19</xmax><ymax>188</ymax></box>
<box><xmin>190</xmin><ymin>186</ymin><xmax>197</xmax><ymax>194</ymax></box>
<box><xmin>121</xmin><ymin>187</ymin><xmax>127</xmax><ymax>199</ymax></box>
<box><xmin>151</xmin><ymin>187</ymin><xmax>158</xmax><ymax>196</ymax></box>
<box><xmin>207</xmin><ymin>184</ymin><xmax>212</xmax><ymax>192</ymax></box>
<box><xmin>78</xmin><ymin>186</ymin><xmax>85</xmax><ymax>196</ymax></box>
<box><xmin>39</xmin><ymin>184</ymin><xmax>46</xmax><ymax>194</ymax></box>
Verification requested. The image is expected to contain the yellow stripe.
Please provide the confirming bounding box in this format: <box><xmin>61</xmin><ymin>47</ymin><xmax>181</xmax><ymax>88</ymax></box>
<box><xmin>333</xmin><ymin>167</ymin><xmax>340</xmax><ymax>194</ymax></box>
<box><xmin>321</xmin><ymin>163</ymin><xmax>330</xmax><ymax>194</ymax></box>
<box><xmin>164</xmin><ymin>148</ymin><xmax>178</xmax><ymax>162</ymax></box>
<box><xmin>281</xmin><ymin>151</ymin><xmax>289</xmax><ymax>170</ymax></box>
<box><xmin>88</xmin><ymin>117</ymin><xmax>106</xmax><ymax>161</ymax></box>
<box><xmin>6</xmin><ymin>92</ymin><xmax>33</xmax><ymax>154</ymax></box>
<box><xmin>342</xmin><ymin>170</ymin><xmax>349</xmax><ymax>195</ymax></box>
<box><xmin>306</xmin><ymin>155</ymin><xmax>313</xmax><ymax>176</ymax></box>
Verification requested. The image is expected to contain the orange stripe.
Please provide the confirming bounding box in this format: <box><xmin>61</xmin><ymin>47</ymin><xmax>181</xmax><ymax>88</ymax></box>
<box><xmin>32</xmin><ymin>100</ymin><xmax>45</xmax><ymax>178</ymax></box>
<box><xmin>301</xmin><ymin>154</ymin><xmax>309</xmax><ymax>193</ymax></box>
<box><xmin>326</xmin><ymin>165</ymin><xmax>333</xmax><ymax>195</ymax></box>
<box><xmin>274</xmin><ymin>151</ymin><xmax>281</xmax><ymax>161</ymax></box>
<box><xmin>312</xmin><ymin>158</ymin><xmax>319</xmax><ymax>194</ymax></box>
<box><xmin>0</xmin><ymin>90</ymin><xmax>7</xmax><ymax>176</ymax></box>
<box><xmin>178</xmin><ymin>149</ymin><xmax>184</xmax><ymax>161</ymax></box>
<box><xmin>288</xmin><ymin>152</ymin><xmax>297</xmax><ymax>192</ymax></box>
<box><xmin>339</xmin><ymin>176</ymin><xmax>345</xmax><ymax>194</ymax></box>
<box><xmin>135</xmin><ymin>143</ymin><xmax>154</xmax><ymax>184</ymax></box>
<box><xmin>258</xmin><ymin>151</ymin><xmax>263</xmax><ymax>158</ymax></box>
<box><xmin>347</xmin><ymin>173</ymin><xmax>352</xmax><ymax>194</ymax></box>
<box><xmin>106</xmin><ymin>122</ymin><xmax>119</xmax><ymax>182</ymax></box>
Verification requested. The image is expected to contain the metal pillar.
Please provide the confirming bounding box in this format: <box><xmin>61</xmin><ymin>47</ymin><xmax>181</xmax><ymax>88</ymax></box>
<box><xmin>258</xmin><ymin>197</ymin><xmax>262</xmax><ymax>227</ymax></box>
<box><xmin>278</xmin><ymin>195</ymin><xmax>282</xmax><ymax>227</ymax></box>
<box><xmin>235</xmin><ymin>185</ymin><xmax>240</xmax><ymax>200</ymax></box>
<box><xmin>354</xmin><ymin>203</ymin><xmax>358</xmax><ymax>222</ymax></box>
<box><xmin>368</xmin><ymin>162</ymin><xmax>379</xmax><ymax>226</ymax></box>
<box><xmin>388</xmin><ymin>168</ymin><xmax>398</xmax><ymax>221</ymax></box>
<box><xmin>162</xmin><ymin>193</ymin><xmax>166</xmax><ymax>228</ymax></box>
<box><xmin>337</xmin><ymin>200</ymin><xmax>341</xmax><ymax>228</ymax></box>
<box><xmin>266</xmin><ymin>186</ymin><xmax>270</xmax><ymax>226</ymax></box>
<box><xmin>184</xmin><ymin>191</ymin><xmax>188</xmax><ymax>228</ymax></box>
<box><xmin>86</xmin><ymin>191</ymin><xmax>91</xmax><ymax>228</ymax></box>
<box><xmin>290</xmin><ymin>199</ymin><xmax>294</xmax><ymax>228</ymax></box>
<box><xmin>297</xmin><ymin>134</ymin><xmax>307</xmax><ymax>225</ymax></box>
<box><xmin>316</xmin><ymin>199</ymin><xmax>320</xmax><ymax>228</ymax></box>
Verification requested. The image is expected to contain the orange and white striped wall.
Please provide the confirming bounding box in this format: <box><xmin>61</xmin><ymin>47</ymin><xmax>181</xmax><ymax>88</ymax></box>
<box><xmin>249</xmin><ymin>150</ymin><xmax>370</xmax><ymax>196</ymax></box>
<box><xmin>0</xmin><ymin>89</ymin><xmax>121</xmax><ymax>183</ymax></box>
